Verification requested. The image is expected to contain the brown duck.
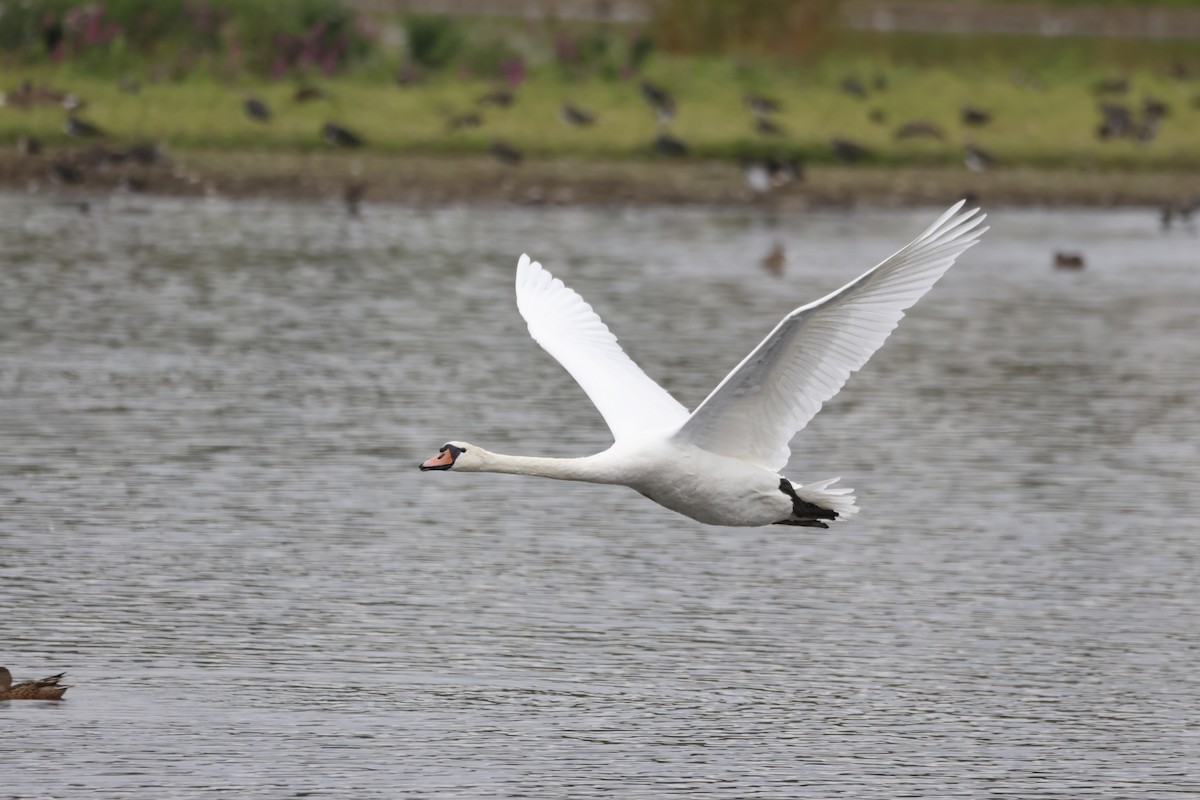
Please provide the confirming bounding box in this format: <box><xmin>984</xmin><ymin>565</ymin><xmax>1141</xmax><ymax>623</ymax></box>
<box><xmin>0</xmin><ymin>667</ymin><xmax>72</xmax><ymax>700</ymax></box>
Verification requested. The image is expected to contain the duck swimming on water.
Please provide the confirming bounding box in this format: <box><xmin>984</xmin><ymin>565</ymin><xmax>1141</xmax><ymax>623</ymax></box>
<box><xmin>0</xmin><ymin>667</ymin><xmax>72</xmax><ymax>700</ymax></box>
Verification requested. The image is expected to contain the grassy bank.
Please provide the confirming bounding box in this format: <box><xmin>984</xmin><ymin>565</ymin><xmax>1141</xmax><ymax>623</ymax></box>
<box><xmin>2</xmin><ymin>5</ymin><xmax>1199</xmax><ymax>201</ymax></box>
<box><xmin>5</xmin><ymin>42</ymin><xmax>1200</xmax><ymax>171</ymax></box>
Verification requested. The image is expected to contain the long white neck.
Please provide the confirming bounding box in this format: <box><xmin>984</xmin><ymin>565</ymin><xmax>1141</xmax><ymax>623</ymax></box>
<box><xmin>466</xmin><ymin>448</ymin><xmax>617</xmax><ymax>484</ymax></box>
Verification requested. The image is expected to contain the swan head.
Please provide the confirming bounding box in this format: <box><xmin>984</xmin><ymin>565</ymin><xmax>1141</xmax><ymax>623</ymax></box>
<box><xmin>419</xmin><ymin>441</ymin><xmax>476</xmax><ymax>472</ymax></box>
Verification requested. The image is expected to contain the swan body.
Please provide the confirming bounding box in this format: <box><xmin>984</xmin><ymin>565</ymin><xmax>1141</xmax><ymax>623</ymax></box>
<box><xmin>421</xmin><ymin>202</ymin><xmax>987</xmax><ymax>527</ymax></box>
<box><xmin>431</xmin><ymin>434</ymin><xmax>812</xmax><ymax>527</ymax></box>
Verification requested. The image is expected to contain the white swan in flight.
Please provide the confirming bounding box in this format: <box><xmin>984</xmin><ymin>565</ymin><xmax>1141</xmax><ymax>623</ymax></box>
<box><xmin>421</xmin><ymin>202</ymin><xmax>987</xmax><ymax>527</ymax></box>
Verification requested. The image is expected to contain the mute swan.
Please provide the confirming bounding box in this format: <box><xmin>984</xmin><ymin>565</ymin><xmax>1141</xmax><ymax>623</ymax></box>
<box><xmin>421</xmin><ymin>202</ymin><xmax>987</xmax><ymax>527</ymax></box>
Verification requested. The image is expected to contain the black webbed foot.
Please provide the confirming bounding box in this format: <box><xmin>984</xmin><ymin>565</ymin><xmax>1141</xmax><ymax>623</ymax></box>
<box><xmin>773</xmin><ymin>518</ymin><xmax>831</xmax><ymax>529</ymax></box>
<box><xmin>778</xmin><ymin>478</ymin><xmax>838</xmax><ymax>520</ymax></box>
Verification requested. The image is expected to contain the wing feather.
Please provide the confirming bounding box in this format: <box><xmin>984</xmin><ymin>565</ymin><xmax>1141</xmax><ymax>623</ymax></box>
<box><xmin>515</xmin><ymin>255</ymin><xmax>689</xmax><ymax>441</ymax></box>
<box><xmin>674</xmin><ymin>202</ymin><xmax>988</xmax><ymax>471</ymax></box>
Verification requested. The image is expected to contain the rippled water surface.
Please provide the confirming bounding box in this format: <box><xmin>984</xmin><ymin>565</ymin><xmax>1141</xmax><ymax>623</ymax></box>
<box><xmin>2</xmin><ymin>192</ymin><xmax>1198</xmax><ymax>798</ymax></box>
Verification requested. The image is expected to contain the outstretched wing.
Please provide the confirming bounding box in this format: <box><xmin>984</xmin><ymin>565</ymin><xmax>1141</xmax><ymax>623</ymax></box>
<box><xmin>515</xmin><ymin>255</ymin><xmax>689</xmax><ymax>441</ymax></box>
<box><xmin>674</xmin><ymin>201</ymin><xmax>988</xmax><ymax>471</ymax></box>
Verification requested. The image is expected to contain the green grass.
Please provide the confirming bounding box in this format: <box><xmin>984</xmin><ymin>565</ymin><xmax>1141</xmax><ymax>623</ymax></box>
<box><xmin>3</xmin><ymin>31</ymin><xmax>1199</xmax><ymax>171</ymax></box>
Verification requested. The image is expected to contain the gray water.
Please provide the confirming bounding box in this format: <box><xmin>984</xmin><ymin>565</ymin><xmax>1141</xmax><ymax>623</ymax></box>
<box><xmin>1</xmin><ymin>191</ymin><xmax>1198</xmax><ymax>798</ymax></box>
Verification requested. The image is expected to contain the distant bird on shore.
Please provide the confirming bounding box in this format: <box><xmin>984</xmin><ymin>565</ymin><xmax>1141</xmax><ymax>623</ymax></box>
<box><xmin>640</xmin><ymin>80</ymin><xmax>675</xmax><ymax>124</ymax></box>
<box><xmin>768</xmin><ymin>156</ymin><xmax>803</xmax><ymax>187</ymax></box>
<box><xmin>961</xmin><ymin>106</ymin><xmax>991</xmax><ymax>127</ymax></box>
<box><xmin>743</xmin><ymin>156</ymin><xmax>802</xmax><ymax>195</ymax></box>
<box><xmin>830</xmin><ymin>137</ymin><xmax>869</xmax><ymax>163</ymax></box>
<box><xmin>744</xmin><ymin>90</ymin><xmax>784</xmax><ymax>136</ymax></box>
<box><xmin>125</xmin><ymin>141</ymin><xmax>163</xmax><ymax>166</ymax></box>
<box><xmin>395</xmin><ymin>61</ymin><xmax>422</xmax><ymax>87</ymax></box>
<box><xmin>1137</xmin><ymin>98</ymin><xmax>1167</xmax><ymax>142</ymax></box>
<box><xmin>322</xmin><ymin>122</ymin><xmax>363</xmax><ymax>148</ymax></box>
<box><xmin>1142</xmin><ymin>96</ymin><xmax>1169</xmax><ymax>121</ymax></box>
<box><xmin>755</xmin><ymin>117</ymin><xmax>785</xmax><ymax>136</ymax></box>
<box><xmin>1054</xmin><ymin>252</ymin><xmax>1085</xmax><ymax>270</ymax></box>
<box><xmin>1093</xmin><ymin>77</ymin><xmax>1129</xmax><ymax>96</ymax></box>
<box><xmin>48</xmin><ymin>161</ymin><xmax>84</xmax><ymax>185</ymax></box>
<box><xmin>651</xmin><ymin>133</ymin><xmax>688</xmax><ymax>158</ymax></box>
<box><xmin>743</xmin><ymin>160</ymin><xmax>772</xmax><ymax>195</ymax></box>
<box><xmin>446</xmin><ymin>111</ymin><xmax>483</xmax><ymax>132</ymax></box>
<box><xmin>294</xmin><ymin>85</ymin><xmax>326</xmax><ymax>103</ymax></box>
<box><xmin>1096</xmin><ymin>96</ymin><xmax>1169</xmax><ymax>143</ymax></box>
<box><xmin>2</xmin><ymin>79</ymin><xmax>72</xmax><ymax>108</ymax></box>
<box><xmin>840</xmin><ymin>75</ymin><xmax>867</xmax><ymax>99</ymax></box>
<box><xmin>0</xmin><ymin>667</ymin><xmax>72</xmax><ymax>700</ymax></box>
<box><xmin>559</xmin><ymin>103</ymin><xmax>595</xmax><ymax>127</ymax></box>
<box><xmin>894</xmin><ymin>120</ymin><xmax>945</xmax><ymax>141</ymax></box>
<box><xmin>244</xmin><ymin>97</ymin><xmax>271</xmax><ymax>122</ymax></box>
<box><xmin>16</xmin><ymin>134</ymin><xmax>42</xmax><ymax>156</ymax></box>
<box><xmin>1135</xmin><ymin>115</ymin><xmax>1159</xmax><ymax>143</ymax></box>
<box><xmin>477</xmin><ymin>88</ymin><xmax>515</xmax><ymax>108</ymax></box>
<box><xmin>1096</xmin><ymin>102</ymin><xmax>1134</xmax><ymax>140</ymax></box>
<box><xmin>963</xmin><ymin>142</ymin><xmax>995</xmax><ymax>172</ymax></box>
<box><xmin>63</xmin><ymin>114</ymin><xmax>104</xmax><ymax>138</ymax></box>
<box><xmin>744</xmin><ymin>92</ymin><xmax>781</xmax><ymax>117</ymax></box>
<box><xmin>489</xmin><ymin>139</ymin><xmax>523</xmax><ymax>166</ymax></box>
<box><xmin>1165</xmin><ymin>61</ymin><xmax>1192</xmax><ymax>80</ymax></box>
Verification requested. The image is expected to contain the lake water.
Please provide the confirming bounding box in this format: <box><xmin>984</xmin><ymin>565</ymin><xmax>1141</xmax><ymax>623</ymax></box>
<box><xmin>1</xmin><ymin>191</ymin><xmax>1197</xmax><ymax>798</ymax></box>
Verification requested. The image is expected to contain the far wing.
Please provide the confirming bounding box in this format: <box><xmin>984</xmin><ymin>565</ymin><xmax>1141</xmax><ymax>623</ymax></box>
<box><xmin>515</xmin><ymin>254</ymin><xmax>689</xmax><ymax>441</ymax></box>
<box><xmin>674</xmin><ymin>202</ymin><xmax>988</xmax><ymax>472</ymax></box>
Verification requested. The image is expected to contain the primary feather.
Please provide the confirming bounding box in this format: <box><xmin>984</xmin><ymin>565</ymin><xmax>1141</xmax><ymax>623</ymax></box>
<box><xmin>674</xmin><ymin>201</ymin><xmax>987</xmax><ymax>471</ymax></box>
<box><xmin>515</xmin><ymin>254</ymin><xmax>689</xmax><ymax>441</ymax></box>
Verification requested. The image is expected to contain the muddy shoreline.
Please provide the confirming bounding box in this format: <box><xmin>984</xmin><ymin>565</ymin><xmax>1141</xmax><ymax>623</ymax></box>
<box><xmin>3</xmin><ymin>148</ymin><xmax>1197</xmax><ymax>209</ymax></box>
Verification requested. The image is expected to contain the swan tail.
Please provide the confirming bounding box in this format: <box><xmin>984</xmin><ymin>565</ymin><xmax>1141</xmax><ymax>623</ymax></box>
<box><xmin>775</xmin><ymin>477</ymin><xmax>858</xmax><ymax>528</ymax></box>
<box><xmin>796</xmin><ymin>477</ymin><xmax>859</xmax><ymax>523</ymax></box>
